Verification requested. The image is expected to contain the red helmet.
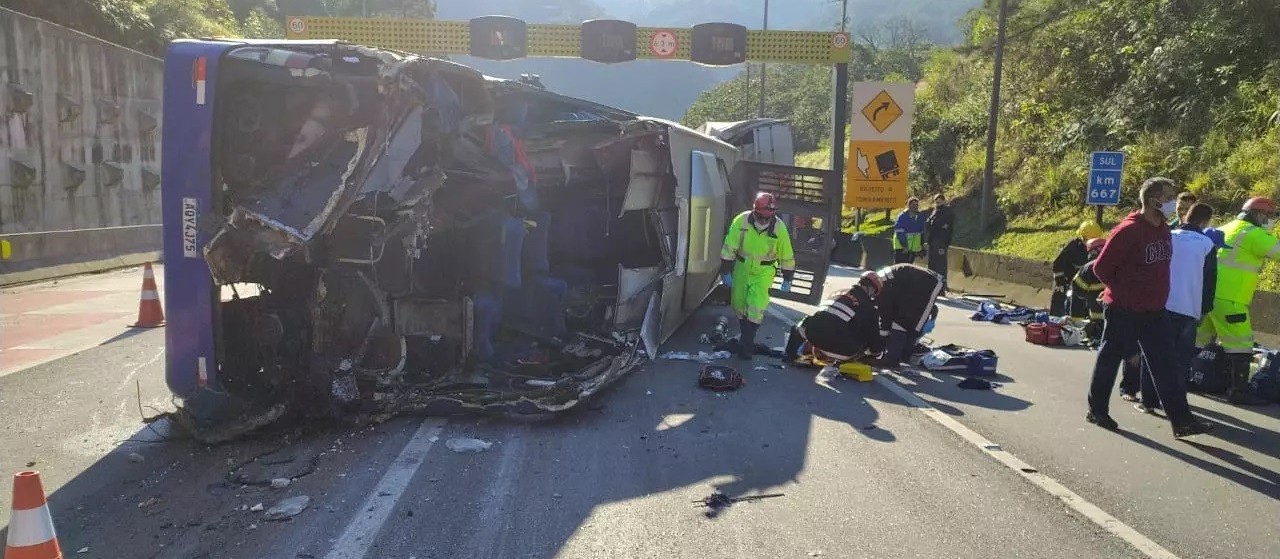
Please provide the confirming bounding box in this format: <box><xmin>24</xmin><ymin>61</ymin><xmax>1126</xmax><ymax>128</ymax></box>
<box><xmin>1086</xmin><ymin>238</ymin><xmax>1106</xmax><ymax>253</ymax></box>
<box><xmin>858</xmin><ymin>270</ymin><xmax>883</xmax><ymax>297</ymax></box>
<box><xmin>753</xmin><ymin>192</ymin><xmax>778</xmax><ymax>218</ymax></box>
<box><xmin>1243</xmin><ymin>197</ymin><xmax>1277</xmax><ymax>214</ymax></box>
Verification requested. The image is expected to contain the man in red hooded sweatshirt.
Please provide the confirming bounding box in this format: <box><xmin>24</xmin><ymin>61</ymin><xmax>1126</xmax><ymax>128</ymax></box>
<box><xmin>1086</xmin><ymin>177</ymin><xmax>1214</xmax><ymax>438</ymax></box>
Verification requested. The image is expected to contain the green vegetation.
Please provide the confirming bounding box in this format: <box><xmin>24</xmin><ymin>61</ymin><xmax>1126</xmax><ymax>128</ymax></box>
<box><xmin>915</xmin><ymin>0</ymin><xmax>1280</xmax><ymax>295</ymax></box>
<box><xmin>688</xmin><ymin>0</ymin><xmax>1280</xmax><ymax>287</ymax></box>
<box><xmin>1</xmin><ymin>1</ymin><xmax>434</xmax><ymax>56</ymax></box>
<box><xmin>918</xmin><ymin>0</ymin><xmax>1280</xmax><ymax>239</ymax></box>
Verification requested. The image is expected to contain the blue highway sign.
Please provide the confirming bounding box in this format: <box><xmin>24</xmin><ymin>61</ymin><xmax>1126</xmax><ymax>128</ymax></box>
<box><xmin>1087</xmin><ymin>151</ymin><xmax>1125</xmax><ymax>206</ymax></box>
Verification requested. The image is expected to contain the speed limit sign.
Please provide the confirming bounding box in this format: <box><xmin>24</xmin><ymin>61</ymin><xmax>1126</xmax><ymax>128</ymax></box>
<box><xmin>287</xmin><ymin>17</ymin><xmax>306</xmax><ymax>36</ymax></box>
<box><xmin>649</xmin><ymin>30</ymin><xmax>678</xmax><ymax>58</ymax></box>
<box><xmin>833</xmin><ymin>32</ymin><xmax>850</xmax><ymax>49</ymax></box>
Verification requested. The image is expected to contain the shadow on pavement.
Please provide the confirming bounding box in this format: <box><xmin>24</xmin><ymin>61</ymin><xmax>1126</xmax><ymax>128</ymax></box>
<box><xmin>1116</xmin><ymin>429</ymin><xmax>1280</xmax><ymax>502</ymax></box>
<box><xmin>1186</xmin><ymin>407</ymin><xmax>1280</xmax><ymax>462</ymax></box>
<box><xmin>99</xmin><ymin>327</ymin><xmax>154</xmax><ymax>346</ymax></box>
<box><xmin>367</xmin><ymin>303</ymin><xmax>908</xmax><ymax>558</ymax></box>
<box><xmin>892</xmin><ymin>369</ymin><xmax>1033</xmax><ymax>414</ymax></box>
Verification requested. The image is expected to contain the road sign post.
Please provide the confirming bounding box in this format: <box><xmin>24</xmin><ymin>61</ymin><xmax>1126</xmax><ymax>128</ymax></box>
<box><xmin>1087</xmin><ymin>151</ymin><xmax>1125</xmax><ymax>224</ymax></box>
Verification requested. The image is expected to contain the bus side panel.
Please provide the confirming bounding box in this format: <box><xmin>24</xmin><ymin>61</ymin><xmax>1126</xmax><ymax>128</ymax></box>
<box><xmin>162</xmin><ymin>41</ymin><xmax>232</xmax><ymax>399</ymax></box>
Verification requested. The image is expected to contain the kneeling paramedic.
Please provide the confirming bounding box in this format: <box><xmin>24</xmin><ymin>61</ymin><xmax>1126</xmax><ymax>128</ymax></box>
<box><xmin>874</xmin><ymin>264</ymin><xmax>945</xmax><ymax>366</ymax></box>
<box><xmin>783</xmin><ymin>271</ymin><xmax>885</xmax><ymax>365</ymax></box>
<box><xmin>1071</xmin><ymin>238</ymin><xmax>1107</xmax><ymax>338</ymax></box>
<box><xmin>721</xmin><ymin>192</ymin><xmax>796</xmax><ymax>360</ymax></box>
<box><xmin>1198</xmin><ymin>197</ymin><xmax>1280</xmax><ymax>405</ymax></box>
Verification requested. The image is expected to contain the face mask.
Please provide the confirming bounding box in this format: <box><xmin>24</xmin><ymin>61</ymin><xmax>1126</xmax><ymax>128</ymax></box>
<box><xmin>1160</xmin><ymin>200</ymin><xmax>1178</xmax><ymax>217</ymax></box>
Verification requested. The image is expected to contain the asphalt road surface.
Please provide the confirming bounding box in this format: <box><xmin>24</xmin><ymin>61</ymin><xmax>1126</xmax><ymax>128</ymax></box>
<box><xmin>1</xmin><ymin>266</ymin><xmax>1277</xmax><ymax>559</ymax></box>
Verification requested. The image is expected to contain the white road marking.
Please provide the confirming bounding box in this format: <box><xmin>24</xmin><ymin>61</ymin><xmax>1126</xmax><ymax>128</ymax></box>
<box><xmin>765</xmin><ymin>306</ymin><xmax>1181</xmax><ymax>559</ymax></box>
<box><xmin>463</xmin><ymin>430</ymin><xmax>525</xmax><ymax>558</ymax></box>
<box><xmin>325</xmin><ymin>418</ymin><xmax>447</xmax><ymax>559</ymax></box>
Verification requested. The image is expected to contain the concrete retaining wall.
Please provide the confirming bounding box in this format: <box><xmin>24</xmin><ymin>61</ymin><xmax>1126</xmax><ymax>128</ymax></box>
<box><xmin>0</xmin><ymin>225</ymin><xmax>160</xmax><ymax>284</ymax></box>
<box><xmin>0</xmin><ymin>8</ymin><xmax>163</xmax><ymax>285</ymax></box>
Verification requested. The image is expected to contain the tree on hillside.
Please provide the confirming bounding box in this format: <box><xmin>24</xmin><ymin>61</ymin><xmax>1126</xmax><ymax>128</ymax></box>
<box><xmin>913</xmin><ymin>0</ymin><xmax>1280</xmax><ymax>219</ymax></box>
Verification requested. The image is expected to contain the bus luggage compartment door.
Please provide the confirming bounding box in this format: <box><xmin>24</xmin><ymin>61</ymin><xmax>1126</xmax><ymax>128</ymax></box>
<box><xmin>729</xmin><ymin>161</ymin><xmax>839</xmax><ymax>306</ymax></box>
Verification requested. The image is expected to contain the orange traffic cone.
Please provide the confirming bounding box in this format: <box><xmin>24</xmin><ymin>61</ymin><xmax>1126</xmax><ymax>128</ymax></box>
<box><xmin>5</xmin><ymin>471</ymin><xmax>63</xmax><ymax>559</ymax></box>
<box><xmin>132</xmin><ymin>262</ymin><xmax>165</xmax><ymax>328</ymax></box>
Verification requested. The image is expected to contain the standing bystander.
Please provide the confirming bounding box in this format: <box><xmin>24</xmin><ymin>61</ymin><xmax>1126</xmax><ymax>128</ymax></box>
<box><xmin>1085</xmin><ymin>177</ymin><xmax>1213</xmax><ymax>437</ymax></box>
<box><xmin>1169</xmin><ymin>192</ymin><xmax>1198</xmax><ymax>227</ymax></box>
<box><xmin>1134</xmin><ymin>202</ymin><xmax>1219</xmax><ymax>414</ymax></box>
<box><xmin>893</xmin><ymin>198</ymin><xmax>926</xmax><ymax>264</ymax></box>
<box><xmin>925</xmin><ymin>194</ymin><xmax>955</xmax><ymax>291</ymax></box>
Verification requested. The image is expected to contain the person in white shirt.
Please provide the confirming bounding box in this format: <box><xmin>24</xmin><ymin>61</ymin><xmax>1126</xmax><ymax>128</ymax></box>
<box><xmin>1135</xmin><ymin>202</ymin><xmax>1218</xmax><ymax>414</ymax></box>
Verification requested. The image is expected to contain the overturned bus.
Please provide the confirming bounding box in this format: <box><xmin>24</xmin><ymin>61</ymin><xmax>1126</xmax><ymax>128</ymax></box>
<box><xmin>160</xmin><ymin>39</ymin><xmax>839</xmax><ymax>442</ymax></box>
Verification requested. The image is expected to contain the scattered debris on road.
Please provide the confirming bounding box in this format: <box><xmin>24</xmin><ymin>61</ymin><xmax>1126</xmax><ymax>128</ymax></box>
<box><xmin>446</xmin><ymin>437</ymin><xmax>494</xmax><ymax>453</ymax></box>
<box><xmin>661</xmin><ymin>351</ymin><xmax>733</xmax><ymax>362</ymax></box>
<box><xmin>250</xmin><ymin>503</ymin><xmax>265</xmax><ymax>512</ymax></box>
<box><xmin>698</xmin><ymin>365</ymin><xmax>744</xmax><ymax>391</ymax></box>
<box><xmin>137</xmin><ymin>497</ymin><xmax>160</xmax><ymax>509</ymax></box>
<box><xmin>228</xmin><ymin>447</ymin><xmax>319</xmax><ymax>486</ymax></box>
<box><xmin>270</xmin><ymin>478</ymin><xmax>291</xmax><ymax>489</ymax></box>
<box><xmin>694</xmin><ymin>491</ymin><xmax>785</xmax><ymax>518</ymax></box>
<box><xmin>697</xmin><ymin>317</ymin><xmax>732</xmax><ymax>345</ymax></box>
<box><xmin>128</xmin><ymin>452</ymin><xmax>145</xmax><ymax>463</ymax></box>
<box><xmin>265</xmin><ymin>495</ymin><xmax>311</xmax><ymax>520</ymax></box>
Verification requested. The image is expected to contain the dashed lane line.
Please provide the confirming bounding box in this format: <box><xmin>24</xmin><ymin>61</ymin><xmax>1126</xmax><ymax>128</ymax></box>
<box><xmin>765</xmin><ymin>306</ymin><xmax>1181</xmax><ymax>559</ymax></box>
<box><xmin>324</xmin><ymin>417</ymin><xmax>448</xmax><ymax>559</ymax></box>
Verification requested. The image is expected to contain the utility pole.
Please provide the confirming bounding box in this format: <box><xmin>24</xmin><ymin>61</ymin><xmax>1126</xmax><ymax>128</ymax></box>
<box><xmin>979</xmin><ymin>0</ymin><xmax>1009</xmax><ymax>232</ymax></box>
<box><xmin>758</xmin><ymin>0</ymin><xmax>770</xmax><ymax>117</ymax></box>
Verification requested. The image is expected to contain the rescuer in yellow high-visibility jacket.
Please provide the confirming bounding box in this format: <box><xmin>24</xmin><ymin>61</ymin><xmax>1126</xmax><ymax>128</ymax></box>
<box><xmin>720</xmin><ymin>192</ymin><xmax>796</xmax><ymax>360</ymax></box>
<box><xmin>1197</xmin><ymin>197</ymin><xmax>1280</xmax><ymax>405</ymax></box>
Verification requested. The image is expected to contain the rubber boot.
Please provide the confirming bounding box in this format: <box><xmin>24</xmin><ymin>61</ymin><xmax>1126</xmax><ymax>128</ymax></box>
<box><xmin>874</xmin><ymin>330</ymin><xmax>909</xmax><ymax>367</ymax></box>
<box><xmin>737</xmin><ymin>319</ymin><xmax>759</xmax><ymax>361</ymax></box>
<box><xmin>783</xmin><ymin>324</ymin><xmax>805</xmax><ymax>365</ymax></box>
<box><xmin>1226</xmin><ymin>354</ymin><xmax>1268</xmax><ymax>406</ymax></box>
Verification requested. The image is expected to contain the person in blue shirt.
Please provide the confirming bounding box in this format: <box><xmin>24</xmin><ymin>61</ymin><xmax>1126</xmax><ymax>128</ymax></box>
<box><xmin>893</xmin><ymin>197</ymin><xmax>926</xmax><ymax>264</ymax></box>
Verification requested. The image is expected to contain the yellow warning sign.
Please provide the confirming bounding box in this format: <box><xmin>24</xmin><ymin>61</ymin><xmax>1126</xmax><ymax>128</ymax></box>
<box><xmin>860</xmin><ymin>90</ymin><xmax>903</xmax><ymax>135</ymax></box>
<box><xmin>845</xmin><ymin>140</ymin><xmax>910</xmax><ymax>209</ymax></box>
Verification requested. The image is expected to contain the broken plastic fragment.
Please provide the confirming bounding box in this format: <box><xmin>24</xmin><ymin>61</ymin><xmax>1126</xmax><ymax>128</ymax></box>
<box><xmin>265</xmin><ymin>495</ymin><xmax>310</xmax><ymax>520</ymax></box>
<box><xmin>446</xmin><ymin>437</ymin><xmax>493</xmax><ymax>453</ymax></box>
<box><xmin>659</xmin><ymin>351</ymin><xmax>732</xmax><ymax>362</ymax></box>
<box><xmin>270</xmin><ymin>478</ymin><xmax>291</xmax><ymax>489</ymax></box>
<box><xmin>250</xmin><ymin>503</ymin><xmax>264</xmax><ymax>512</ymax></box>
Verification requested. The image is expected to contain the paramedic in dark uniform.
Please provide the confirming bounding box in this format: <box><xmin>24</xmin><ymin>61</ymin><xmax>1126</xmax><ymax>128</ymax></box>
<box><xmin>783</xmin><ymin>272</ymin><xmax>884</xmax><ymax>364</ymax></box>
<box><xmin>1052</xmin><ymin>221</ymin><xmax>1105</xmax><ymax>315</ymax></box>
<box><xmin>1071</xmin><ymin>238</ymin><xmax>1107</xmax><ymax>322</ymax></box>
<box><xmin>874</xmin><ymin>263</ymin><xmax>946</xmax><ymax>366</ymax></box>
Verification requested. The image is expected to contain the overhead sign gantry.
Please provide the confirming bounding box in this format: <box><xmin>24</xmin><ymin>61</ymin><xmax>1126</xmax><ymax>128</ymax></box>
<box><xmin>284</xmin><ymin>15</ymin><xmax>857</xmax><ymax>206</ymax></box>
<box><xmin>284</xmin><ymin>16</ymin><xmax>853</xmax><ymax>65</ymax></box>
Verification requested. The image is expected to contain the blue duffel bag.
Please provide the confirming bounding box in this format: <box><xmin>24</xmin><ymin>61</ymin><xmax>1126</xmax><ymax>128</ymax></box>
<box><xmin>1250</xmin><ymin>350</ymin><xmax>1280</xmax><ymax>403</ymax></box>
